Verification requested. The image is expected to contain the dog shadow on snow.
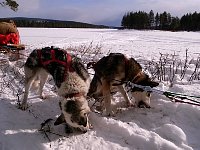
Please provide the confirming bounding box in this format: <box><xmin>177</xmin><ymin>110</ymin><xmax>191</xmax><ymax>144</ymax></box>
<box><xmin>87</xmin><ymin>93</ymin><xmax>178</xmax><ymax>149</ymax></box>
<box><xmin>0</xmin><ymin>95</ymin><xmax>90</xmax><ymax>149</ymax></box>
<box><xmin>0</xmin><ymin>93</ymin><xmax>176</xmax><ymax>149</ymax></box>
<box><xmin>1</xmin><ymin>94</ymin><xmax>130</xmax><ymax>149</ymax></box>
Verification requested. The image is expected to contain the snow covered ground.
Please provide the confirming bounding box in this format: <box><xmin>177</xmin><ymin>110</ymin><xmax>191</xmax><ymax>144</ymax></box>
<box><xmin>0</xmin><ymin>28</ymin><xmax>200</xmax><ymax>150</ymax></box>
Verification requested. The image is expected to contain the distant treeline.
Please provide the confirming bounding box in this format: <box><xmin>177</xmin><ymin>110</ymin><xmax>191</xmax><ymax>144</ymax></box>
<box><xmin>0</xmin><ymin>17</ymin><xmax>109</xmax><ymax>28</ymax></box>
<box><xmin>121</xmin><ymin>10</ymin><xmax>200</xmax><ymax>31</ymax></box>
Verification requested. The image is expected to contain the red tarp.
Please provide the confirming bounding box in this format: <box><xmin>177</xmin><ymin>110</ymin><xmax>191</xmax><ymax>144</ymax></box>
<box><xmin>0</xmin><ymin>33</ymin><xmax>19</xmax><ymax>45</ymax></box>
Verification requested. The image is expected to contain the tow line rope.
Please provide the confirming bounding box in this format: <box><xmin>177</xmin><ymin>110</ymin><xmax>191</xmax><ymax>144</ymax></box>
<box><xmin>125</xmin><ymin>81</ymin><xmax>200</xmax><ymax>106</ymax></box>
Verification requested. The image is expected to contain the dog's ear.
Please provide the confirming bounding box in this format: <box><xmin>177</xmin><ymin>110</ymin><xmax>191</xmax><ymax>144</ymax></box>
<box><xmin>148</xmin><ymin>81</ymin><xmax>159</xmax><ymax>87</ymax></box>
<box><xmin>54</xmin><ymin>113</ymin><xmax>65</xmax><ymax>125</ymax></box>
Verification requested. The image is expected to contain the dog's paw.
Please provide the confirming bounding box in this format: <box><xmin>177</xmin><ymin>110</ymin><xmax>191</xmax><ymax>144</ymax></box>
<box><xmin>127</xmin><ymin>101</ymin><xmax>135</xmax><ymax>107</ymax></box>
<box><xmin>40</xmin><ymin>94</ymin><xmax>47</xmax><ymax>99</ymax></box>
<box><xmin>89</xmin><ymin>123</ymin><xmax>93</xmax><ymax>129</ymax></box>
<box><xmin>103</xmin><ymin>110</ymin><xmax>115</xmax><ymax>117</ymax></box>
<box><xmin>18</xmin><ymin>103</ymin><xmax>28</xmax><ymax>110</ymax></box>
<box><xmin>138</xmin><ymin>101</ymin><xmax>151</xmax><ymax>108</ymax></box>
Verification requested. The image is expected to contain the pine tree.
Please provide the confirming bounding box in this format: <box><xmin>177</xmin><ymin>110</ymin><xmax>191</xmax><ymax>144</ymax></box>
<box><xmin>170</xmin><ymin>17</ymin><xmax>180</xmax><ymax>31</ymax></box>
<box><xmin>155</xmin><ymin>13</ymin><xmax>160</xmax><ymax>29</ymax></box>
<box><xmin>149</xmin><ymin>10</ymin><xmax>155</xmax><ymax>29</ymax></box>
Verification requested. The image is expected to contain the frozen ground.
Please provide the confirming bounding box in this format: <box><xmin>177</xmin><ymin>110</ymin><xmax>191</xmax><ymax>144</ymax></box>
<box><xmin>0</xmin><ymin>28</ymin><xmax>200</xmax><ymax>150</ymax></box>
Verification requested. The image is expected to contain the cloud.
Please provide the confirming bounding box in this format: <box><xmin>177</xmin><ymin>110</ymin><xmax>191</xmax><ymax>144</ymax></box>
<box><xmin>57</xmin><ymin>2</ymin><xmax>130</xmax><ymax>25</ymax></box>
<box><xmin>130</xmin><ymin>0</ymin><xmax>200</xmax><ymax>16</ymax></box>
<box><xmin>17</xmin><ymin>0</ymin><xmax>40</xmax><ymax>12</ymax></box>
<box><xmin>0</xmin><ymin>0</ymin><xmax>199</xmax><ymax>26</ymax></box>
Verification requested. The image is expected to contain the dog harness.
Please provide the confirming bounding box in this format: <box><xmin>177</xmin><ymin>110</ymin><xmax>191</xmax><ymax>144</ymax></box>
<box><xmin>37</xmin><ymin>47</ymin><xmax>85</xmax><ymax>99</ymax></box>
<box><xmin>37</xmin><ymin>47</ymin><xmax>74</xmax><ymax>72</ymax></box>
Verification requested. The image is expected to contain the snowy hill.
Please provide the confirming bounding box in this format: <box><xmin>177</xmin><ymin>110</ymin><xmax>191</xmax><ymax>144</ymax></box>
<box><xmin>0</xmin><ymin>28</ymin><xmax>200</xmax><ymax>150</ymax></box>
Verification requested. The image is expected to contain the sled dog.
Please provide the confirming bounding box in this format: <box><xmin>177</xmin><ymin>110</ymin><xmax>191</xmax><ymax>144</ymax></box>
<box><xmin>21</xmin><ymin>47</ymin><xmax>91</xmax><ymax>132</ymax></box>
<box><xmin>87</xmin><ymin>53</ymin><xmax>159</xmax><ymax>116</ymax></box>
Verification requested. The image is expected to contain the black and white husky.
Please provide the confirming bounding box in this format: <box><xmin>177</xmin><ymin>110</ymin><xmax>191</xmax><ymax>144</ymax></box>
<box><xmin>20</xmin><ymin>47</ymin><xmax>91</xmax><ymax>132</ymax></box>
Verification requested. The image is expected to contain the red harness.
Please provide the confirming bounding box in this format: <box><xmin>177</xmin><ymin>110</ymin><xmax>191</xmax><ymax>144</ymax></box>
<box><xmin>37</xmin><ymin>48</ymin><xmax>74</xmax><ymax>72</ymax></box>
<box><xmin>37</xmin><ymin>48</ymin><xmax>85</xmax><ymax>99</ymax></box>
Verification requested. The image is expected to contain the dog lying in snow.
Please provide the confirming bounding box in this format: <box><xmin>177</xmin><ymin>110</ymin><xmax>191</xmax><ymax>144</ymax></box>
<box><xmin>87</xmin><ymin>53</ymin><xmax>159</xmax><ymax>116</ymax></box>
<box><xmin>20</xmin><ymin>47</ymin><xmax>91</xmax><ymax>133</ymax></box>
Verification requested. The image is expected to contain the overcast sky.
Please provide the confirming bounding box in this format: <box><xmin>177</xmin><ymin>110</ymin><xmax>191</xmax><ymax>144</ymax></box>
<box><xmin>0</xmin><ymin>0</ymin><xmax>199</xmax><ymax>26</ymax></box>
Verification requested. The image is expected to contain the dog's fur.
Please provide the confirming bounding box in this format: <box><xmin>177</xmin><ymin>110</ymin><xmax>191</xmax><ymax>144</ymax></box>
<box><xmin>21</xmin><ymin>47</ymin><xmax>91</xmax><ymax>132</ymax></box>
<box><xmin>87</xmin><ymin>53</ymin><xmax>159</xmax><ymax>116</ymax></box>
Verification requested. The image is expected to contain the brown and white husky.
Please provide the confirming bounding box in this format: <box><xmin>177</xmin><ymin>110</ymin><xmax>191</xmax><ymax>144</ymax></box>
<box><xmin>87</xmin><ymin>53</ymin><xmax>159</xmax><ymax>116</ymax></box>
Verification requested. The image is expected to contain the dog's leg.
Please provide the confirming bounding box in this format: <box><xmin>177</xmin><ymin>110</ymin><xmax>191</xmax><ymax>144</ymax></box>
<box><xmin>117</xmin><ymin>85</ymin><xmax>133</xmax><ymax>107</ymax></box>
<box><xmin>21</xmin><ymin>68</ymin><xmax>37</xmax><ymax>110</ymax></box>
<box><xmin>38</xmin><ymin>70</ymin><xmax>48</xmax><ymax>99</ymax></box>
<box><xmin>101</xmin><ymin>79</ymin><xmax>112</xmax><ymax>116</ymax></box>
